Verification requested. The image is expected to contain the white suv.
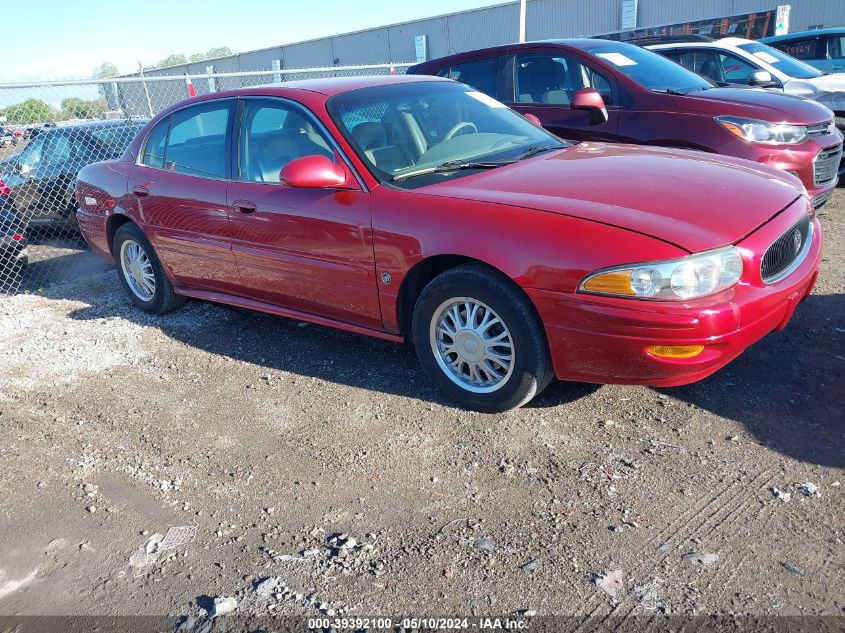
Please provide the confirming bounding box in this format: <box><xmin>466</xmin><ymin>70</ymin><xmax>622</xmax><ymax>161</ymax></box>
<box><xmin>647</xmin><ymin>37</ymin><xmax>845</xmax><ymax>130</ymax></box>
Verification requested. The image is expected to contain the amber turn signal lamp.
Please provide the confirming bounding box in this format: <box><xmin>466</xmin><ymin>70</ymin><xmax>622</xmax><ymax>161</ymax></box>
<box><xmin>718</xmin><ymin>120</ymin><xmax>747</xmax><ymax>141</ymax></box>
<box><xmin>647</xmin><ymin>345</ymin><xmax>705</xmax><ymax>359</ymax></box>
<box><xmin>582</xmin><ymin>270</ymin><xmax>634</xmax><ymax>295</ymax></box>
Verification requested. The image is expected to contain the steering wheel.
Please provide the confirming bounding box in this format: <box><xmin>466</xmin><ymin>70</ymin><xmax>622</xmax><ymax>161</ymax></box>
<box><xmin>444</xmin><ymin>121</ymin><xmax>478</xmax><ymax>141</ymax></box>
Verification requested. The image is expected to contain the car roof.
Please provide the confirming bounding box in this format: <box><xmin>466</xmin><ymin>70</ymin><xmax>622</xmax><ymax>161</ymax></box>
<box><xmin>648</xmin><ymin>37</ymin><xmax>754</xmax><ymax>49</ymax></box>
<box><xmin>409</xmin><ymin>39</ymin><xmax>639</xmax><ymax>72</ymax></box>
<box><xmin>243</xmin><ymin>74</ymin><xmax>449</xmax><ymax>97</ymax></box>
<box><xmin>54</xmin><ymin>119</ymin><xmax>146</xmax><ymax>133</ymax></box>
<box><xmin>762</xmin><ymin>27</ymin><xmax>845</xmax><ymax>41</ymax></box>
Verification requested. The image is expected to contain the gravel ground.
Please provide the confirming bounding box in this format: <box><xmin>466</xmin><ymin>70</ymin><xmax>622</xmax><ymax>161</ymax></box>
<box><xmin>0</xmin><ymin>188</ymin><xmax>843</xmax><ymax>630</ymax></box>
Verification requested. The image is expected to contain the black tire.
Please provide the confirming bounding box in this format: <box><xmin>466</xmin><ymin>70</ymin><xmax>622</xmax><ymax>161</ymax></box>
<box><xmin>112</xmin><ymin>222</ymin><xmax>185</xmax><ymax>314</ymax></box>
<box><xmin>411</xmin><ymin>264</ymin><xmax>553</xmax><ymax>413</ymax></box>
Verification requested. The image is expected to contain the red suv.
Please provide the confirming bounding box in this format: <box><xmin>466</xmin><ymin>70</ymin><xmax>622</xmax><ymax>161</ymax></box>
<box><xmin>410</xmin><ymin>39</ymin><xmax>842</xmax><ymax>208</ymax></box>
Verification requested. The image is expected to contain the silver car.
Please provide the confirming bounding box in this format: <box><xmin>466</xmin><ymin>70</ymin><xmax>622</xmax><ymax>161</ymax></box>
<box><xmin>648</xmin><ymin>37</ymin><xmax>845</xmax><ymax>130</ymax></box>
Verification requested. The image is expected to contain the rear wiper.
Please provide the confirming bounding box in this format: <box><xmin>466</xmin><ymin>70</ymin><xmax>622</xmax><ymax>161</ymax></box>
<box><xmin>391</xmin><ymin>159</ymin><xmax>512</xmax><ymax>182</ymax></box>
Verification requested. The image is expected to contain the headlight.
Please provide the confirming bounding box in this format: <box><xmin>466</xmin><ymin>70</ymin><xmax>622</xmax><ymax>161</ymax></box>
<box><xmin>580</xmin><ymin>246</ymin><xmax>744</xmax><ymax>301</ymax></box>
<box><xmin>716</xmin><ymin>116</ymin><xmax>808</xmax><ymax>145</ymax></box>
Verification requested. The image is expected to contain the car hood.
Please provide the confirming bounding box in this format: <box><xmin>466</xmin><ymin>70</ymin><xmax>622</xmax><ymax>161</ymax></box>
<box><xmin>419</xmin><ymin>143</ymin><xmax>803</xmax><ymax>253</ymax></box>
<box><xmin>787</xmin><ymin>74</ymin><xmax>845</xmax><ymax>110</ymax></box>
<box><xmin>670</xmin><ymin>87</ymin><xmax>833</xmax><ymax>123</ymax></box>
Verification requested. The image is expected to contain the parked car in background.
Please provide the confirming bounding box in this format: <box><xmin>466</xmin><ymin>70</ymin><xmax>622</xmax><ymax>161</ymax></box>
<box><xmin>0</xmin><ymin>127</ymin><xmax>18</xmax><ymax>147</ymax></box>
<box><xmin>0</xmin><ymin>201</ymin><xmax>27</xmax><ymax>290</ymax></box>
<box><xmin>646</xmin><ymin>37</ymin><xmax>845</xmax><ymax>130</ymax></box>
<box><xmin>0</xmin><ymin>119</ymin><xmax>146</xmax><ymax>228</ymax></box>
<box><xmin>761</xmin><ymin>28</ymin><xmax>845</xmax><ymax>74</ymax></box>
<box><xmin>76</xmin><ymin>76</ymin><xmax>821</xmax><ymax>411</ymax></box>
<box><xmin>410</xmin><ymin>39</ymin><xmax>841</xmax><ymax>208</ymax></box>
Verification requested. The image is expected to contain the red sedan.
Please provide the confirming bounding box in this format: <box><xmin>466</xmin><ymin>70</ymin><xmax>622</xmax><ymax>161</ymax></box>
<box><xmin>75</xmin><ymin>75</ymin><xmax>822</xmax><ymax>412</ymax></box>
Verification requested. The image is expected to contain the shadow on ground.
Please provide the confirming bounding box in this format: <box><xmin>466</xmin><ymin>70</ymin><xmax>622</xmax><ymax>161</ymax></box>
<box><xmin>61</xmin><ymin>281</ymin><xmax>845</xmax><ymax>468</ymax></box>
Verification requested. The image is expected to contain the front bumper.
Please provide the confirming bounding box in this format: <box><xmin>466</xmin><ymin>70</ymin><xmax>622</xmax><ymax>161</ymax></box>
<box><xmin>528</xmin><ymin>207</ymin><xmax>823</xmax><ymax>387</ymax></box>
<box><xmin>729</xmin><ymin>133</ymin><xmax>842</xmax><ymax>209</ymax></box>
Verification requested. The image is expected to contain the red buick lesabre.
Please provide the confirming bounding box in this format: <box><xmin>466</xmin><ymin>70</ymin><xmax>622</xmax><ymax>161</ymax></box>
<box><xmin>75</xmin><ymin>76</ymin><xmax>822</xmax><ymax>412</ymax></box>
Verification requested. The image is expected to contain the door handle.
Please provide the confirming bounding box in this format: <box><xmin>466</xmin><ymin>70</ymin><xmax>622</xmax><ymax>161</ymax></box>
<box><xmin>232</xmin><ymin>200</ymin><xmax>257</xmax><ymax>214</ymax></box>
<box><xmin>132</xmin><ymin>185</ymin><xmax>149</xmax><ymax>197</ymax></box>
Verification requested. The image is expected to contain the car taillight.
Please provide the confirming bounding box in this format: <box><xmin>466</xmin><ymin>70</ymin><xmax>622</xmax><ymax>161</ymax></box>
<box><xmin>12</xmin><ymin>234</ymin><xmax>24</xmax><ymax>241</ymax></box>
<box><xmin>0</xmin><ymin>180</ymin><xmax>10</xmax><ymax>196</ymax></box>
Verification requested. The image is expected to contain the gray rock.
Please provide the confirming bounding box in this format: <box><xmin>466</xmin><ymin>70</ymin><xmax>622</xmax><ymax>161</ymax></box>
<box><xmin>592</xmin><ymin>569</ymin><xmax>625</xmax><ymax>600</ymax></box>
<box><xmin>210</xmin><ymin>596</ymin><xmax>237</xmax><ymax>617</ymax></box>
<box><xmin>681</xmin><ymin>551</ymin><xmax>719</xmax><ymax>566</ymax></box>
<box><xmin>797</xmin><ymin>482</ymin><xmax>820</xmax><ymax>498</ymax></box>
<box><xmin>473</xmin><ymin>537</ymin><xmax>496</xmax><ymax>554</ymax></box>
<box><xmin>254</xmin><ymin>577</ymin><xmax>279</xmax><ymax>599</ymax></box>
<box><xmin>772</xmin><ymin>487</ymin><xmax>791</xmax><ymax>503</ymax></box>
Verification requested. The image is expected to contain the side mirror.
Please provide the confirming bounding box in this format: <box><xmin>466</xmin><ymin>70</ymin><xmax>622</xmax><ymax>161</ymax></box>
<box><xmin>523</xmin><ymin>113</ymin><xmax>542</xmax><ymax>126</ymax></box>
<box><xmin>750</xmin><ymin>70</ymin><xmax>775</xmax><ymax>87</ymax></box>
<box><xmin>279</xmin><ymin>154</ymin><xmax>354</xmax><ymax>189</ymax></box>
<box><xmin>571</xmin><ymin>88</ymin><xmax>609</xmax><ymax>125</ymax></box>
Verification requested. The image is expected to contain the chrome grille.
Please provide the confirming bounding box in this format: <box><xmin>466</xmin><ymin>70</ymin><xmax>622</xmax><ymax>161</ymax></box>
<box><xmin>813</xmin><ymin>144</ymin><xmax>842</xmax><ymax>186</ymax></box>
<box><xmin>806</xmin><ymin>120</ymin><xmax>834</xmax><ymax>139</ymax></box>
<box><xmin>760</xmin><ymin>214</ymin><xmax>812</xmax><ymax>284</ymax></box>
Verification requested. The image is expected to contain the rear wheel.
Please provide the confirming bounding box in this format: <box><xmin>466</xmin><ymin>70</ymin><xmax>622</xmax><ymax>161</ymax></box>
<box><xmin>113</xmin><ymin>223</ymin><xmax>185</xmax><ymax>314</ymax></box>
<box><xmin>412</xmin><ymin>264</ymin><xmax>553</xmax><ymax>412</ymax></box>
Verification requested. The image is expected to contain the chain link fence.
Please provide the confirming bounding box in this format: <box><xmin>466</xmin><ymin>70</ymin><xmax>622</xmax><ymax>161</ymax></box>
<box><xmin>0</xmin><ymin>63</ymin><xmax>411</xmax><ymax>296</ymax></box>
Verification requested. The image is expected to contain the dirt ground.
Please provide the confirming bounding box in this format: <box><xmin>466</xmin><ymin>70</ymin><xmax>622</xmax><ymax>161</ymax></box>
<box><xmin>0</xmin><ymin>186</ymin><xmax>843</xmax><ymax>631</ymax></box>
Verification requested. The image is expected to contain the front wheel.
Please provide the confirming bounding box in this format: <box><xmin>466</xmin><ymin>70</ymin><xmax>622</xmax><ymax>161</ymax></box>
<box><xmin>113</xmin><ymin>222</ymin><xmax>185</xmax><ymax>314</ymax></box>
<box><xmin>412</xmin><ymin>264</ymin><xmax>553</xmax><ymax>412</ymax></box>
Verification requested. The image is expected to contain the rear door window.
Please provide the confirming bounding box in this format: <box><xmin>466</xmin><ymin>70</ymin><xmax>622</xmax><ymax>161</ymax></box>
<box><xmin>164</xmin><ymin>102</ymin><xmax>232</xmax><ymax>178</ymax></box>
<box><xmin>678</xmin><ymin>49</ymin><xmax>725</xmax><ymax>83</ymax></box>
<box><xmin>829</xmin><ymin>36</ymin><xmax>845</xmax><ymax>59</ymax></box>
<box><xmin>141</xmin><ymin>118</ymin><xmax>169</xmax><ymax>169</ymax></box>
<box><xmin>438</xmin><ymin>57</ymin><xmax>502</xmax><ymax>98</ymax></box>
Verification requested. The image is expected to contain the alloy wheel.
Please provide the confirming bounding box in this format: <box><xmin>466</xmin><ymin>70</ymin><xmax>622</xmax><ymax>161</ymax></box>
<box><xmin>429</xmin><ymin>297</ymin><xmax>515</xmax><ymax>393</ymax></box>
<box><xmin>120</xmin><ymin>239</ymin><xmax>155</xmax><ymax>302</ymax></box>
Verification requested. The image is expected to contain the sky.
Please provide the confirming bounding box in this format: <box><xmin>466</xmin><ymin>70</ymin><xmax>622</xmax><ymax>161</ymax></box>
<box><xmin>1</xmin><ymin>0</ymin><xmax>506</xmax><ymax>80</ymax></box>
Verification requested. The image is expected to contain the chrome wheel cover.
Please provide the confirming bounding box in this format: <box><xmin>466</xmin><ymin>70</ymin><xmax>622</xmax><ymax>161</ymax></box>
<box><xmin>120</xmin><ymin>239</ymin><xmax>155</xmax><ymax>302</ymax></box>
<box><xmin>430</xmin><ymin>297</ymin><xmax>514</xmax><ymax>394</ymax></box>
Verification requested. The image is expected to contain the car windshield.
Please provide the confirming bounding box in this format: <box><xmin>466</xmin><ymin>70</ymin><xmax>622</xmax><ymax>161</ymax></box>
<box><xmin>737</xmin><ymin>41</ymin><xmax>823</xmax><ymax>79</ymax></box>
<box><xmin>581</xmin><ymin>41</ymin><xmax>714</xmax><ymax>93</ymax></box>
<box><xmin>327</xmin><ymin>81</ymin><xmax>566</xmax><ymax>187</ymax></box>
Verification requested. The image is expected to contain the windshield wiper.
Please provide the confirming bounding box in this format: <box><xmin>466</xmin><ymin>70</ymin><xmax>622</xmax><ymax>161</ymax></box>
<box><xmin>515</xmin><ymin>143</ymin><xmax>568</xmax><ymax>160</ymax></box>
<box><xmin>652</xmin><ymin>87</ymin><xmax>692</xmax><ymax>96</ymax></box>
<box><xmin>391</xmin><ymin>159</ymin><xmax>513</xmax><ymax>182</ymax></box>
<box><xmin>391</xmin><ymin>144</ymin><xmax>568</xmax><ymax>183</ymax></box>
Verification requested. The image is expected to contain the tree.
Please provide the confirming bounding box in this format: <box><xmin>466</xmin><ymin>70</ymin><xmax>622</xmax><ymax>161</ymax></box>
<box><xmin>92</xmin><ymin>61</ymin><xmax>119</xmax><ymax>79</ymax></box>
<box><xmin>151</xmin><ymin>53</ymin><xmax>188</xmax><ymax>69</ymax></box>
<box><xmin>0</xmin><ymin>98</ymin><xmax>57</xmax><ymax>124</ymax></box>
<box><xmin>59</xmin><ymin>97</ymin><xmax>107</xmax><ymax>120</ymax></box>
<box><xmin>189</xmin><ymin>46</ymin><xmax>234</xmax><ymax>63</ymax></box>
